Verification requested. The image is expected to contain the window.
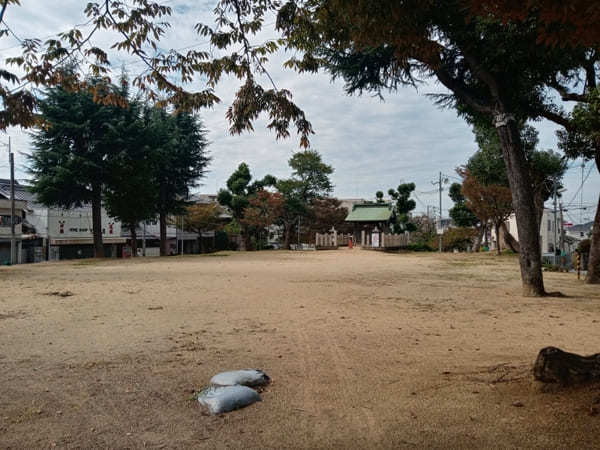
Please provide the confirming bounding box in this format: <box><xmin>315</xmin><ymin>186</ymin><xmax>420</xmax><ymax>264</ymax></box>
<box><xmin>547</xmin><ymin>220</ymin><xmax>552</xmax><ymax>232</ymax></box>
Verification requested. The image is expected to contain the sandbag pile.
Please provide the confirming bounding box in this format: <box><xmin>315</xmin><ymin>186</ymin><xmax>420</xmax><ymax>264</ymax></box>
<box><xmin>197</xmin><ymin>369</ymin><xmax>270</xmax><ymax>415</ymax></box>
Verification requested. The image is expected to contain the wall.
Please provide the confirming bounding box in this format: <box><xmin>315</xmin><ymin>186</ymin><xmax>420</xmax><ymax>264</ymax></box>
<box><xmin>46</xmin><ymin>206</ymin><xmax>122</xmax><ymax>240</ymax></box>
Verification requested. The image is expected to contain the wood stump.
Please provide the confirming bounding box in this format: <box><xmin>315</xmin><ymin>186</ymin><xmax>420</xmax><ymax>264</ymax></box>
<box><xmin>534</xmin><ymin>346</ymin><xmax>600</xmax><ymax>385</ymax></box>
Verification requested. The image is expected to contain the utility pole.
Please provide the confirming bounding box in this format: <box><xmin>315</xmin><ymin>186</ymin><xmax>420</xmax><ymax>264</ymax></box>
<box><xmin>431</xmin><ymin>172</ymin><xmax>445</xmax><ymax>252</ymax></box>
<box><xmin>438</xmin><ymin>171</ymin><xmax>442</xmax><ymax>253</ymax></box>
<box><xmin>180</xmin><ymin>215</ymin><xmax>184</xmax><ymax>255</ymax></box>
<box><xmin>9</xmin><ymin>137</ymin><xmax>16</xmax><ymax>265</ymax></box>
<box><xmin>581</xmin><ymin>160</ymin><xmax>585</xmax><ymax>224</ymax></box>
<box><xmin>142</xmin><ymin>221</ymin><xmax>146</xmax><ymax>257</ymax></box>
<box><xmin>553</xmin><ymin>178</ymin><xmax>558</xmax><ymax>266</ymax></box>
<box><xmin>559</xmin><ymin>201</ymin><xmax>565</xmax><ymax>269</ymax></box>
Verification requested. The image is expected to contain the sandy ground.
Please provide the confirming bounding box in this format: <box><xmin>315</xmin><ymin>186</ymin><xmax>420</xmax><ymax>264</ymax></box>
<box><xmin>1</xmin><ymin>249</ymin><xmax>600</xmax><ymax>449</ymax></box>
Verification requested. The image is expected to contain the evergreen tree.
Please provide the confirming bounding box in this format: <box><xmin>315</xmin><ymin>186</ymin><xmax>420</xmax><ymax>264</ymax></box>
<box><xmin>448</xmin><ymin>183</ymin><xmax>478</xmax><ymax>228</ymax></box>
<box><xmin>147</xmin><ymin>108</ymin><xmax>210</xmax><ymax>256</ymax></box>
<box><xmin>217</xmin><ymin>163</ymin><xmax>275</xmax><ymax>250</ymax></box>
<box><xmin>29</xmin><ymin>79</ymin><xmax>124</xmax><ymax>257</ymax></box>
<box><xmin>388</xmin><ymin>183</ymin><xmax>417</xmax><ymax>233</ymax></box>
<box><xmin>102</xmin><ymin>89</ymin><xmax>156</xmax><ymax>257</ymax></box>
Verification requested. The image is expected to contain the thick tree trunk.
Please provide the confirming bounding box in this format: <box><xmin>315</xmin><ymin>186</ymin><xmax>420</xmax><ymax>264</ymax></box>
<box><xmin>585</xmin><ymin>150</ymin><xmax>600</xmax><ymax>284</ymax></box>
<box><xmin>586</xmin><ymin>192</ymin><xmax>600</xmax><ymax>284</ymax></box>
<box><xmin>494</xmin><ymin>222</ymin><xmax>501</xmax><ymax>255</ymax></box>
<box><xmin>471</xmin><ymin>224</ymin><xmax>485</xmax><ymax>252</ymax></box>
<box><xmin>534</xmin><ymin>346</ymin><xmax>600</xmax><ymax>385</ymax></box>
<box><xmin>495</xmin><ymin>117</ymin><xmax>545</xmax><ymax>296</ymax></box>
<box><xmin>130</xmin><ymin>225</ymin><xmax>138</xmax><ymax>257</ymax></box>
<box><xmin>159</xmin><ymin>213</ymin><xmax>168</xmax><ymax>256</ymax></box>
<box><xmin>91</xmin><ymin>184</ymin><xmax>104</xmax><ymax>258</ymax></box>
<box><xmin>500</xmin><ymin>222</ymin><xmax>520</xmax><ymax>253</ymax></box>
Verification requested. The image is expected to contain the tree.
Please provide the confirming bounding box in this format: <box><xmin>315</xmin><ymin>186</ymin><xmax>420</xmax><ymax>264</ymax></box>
<box><xmin>217</xmin><ymin>163</ymin><xmax>276</xmax><ymax>249</ymax></box>
<box><xmin>288</xmin><ymin>150</ymin><xmax>334</xmax><ymax>202</ymax></box>
<box><xmin>388</xmin><ymin>183</ymin><xmax>417</xmax><ymax>233</ymax></box>
<box><xmin>448</xmin><ymin>183</ymin><xmax>478</xmax><ymax>228</ymax></box>
<box><xmin>102</xmin><ymin>81</ymin><xmax>156</xmax><ymax>257</ymax></box>
<box><xmin>240</xmin><ymin>190</ymin><xmax>284</xmax><ymax>249</ymax></box>
<box><xmin>448</xmin><ymin>181</ymin><xmax>482</xmax><ymax>250</ymax></box>
<box><xmin>375</xmin><ymin>191</ymin><xmax>385</xmax><ymax>203</ymax></box>
<box><xmin>460</xmin><ymin>169</ymin><xmax>514</xmax><ymax>255</ymax></box>
<box><xmin>183</xmin><ymin>203</ymin><xmax>223</xmax><ymax>252</ymax></box>
<box><xmin>304</xmin><ymin>197</ymin><xmax>349</xmax><ymax>240</ymax></box>
<box><xmin>28</xmin><ymin>79</ymin><xmax>123</xmax><ymax>257</ymax></box>
<box><xmin>275</xmin><ymin>149</ymin><xmax>335</xmax><ymax>248</ymax></box>
<box><xmin>146</xmin><ymin>108</ymin><xmax>210</xmax><ymax>256</ymax></box>
<box><xmin>184</xmin><ymin>203</ymin><xmax>223</xmax><ymax>234</ymax></box>
<box><xmin>466</xmin><ymin>1</ymin><xmax>600</xmax><ymax>47</ymax></box>
<box><xmin>275</xmin><ymin>178</ymin><xmax>305</xmax><ymax>249</ymax></box>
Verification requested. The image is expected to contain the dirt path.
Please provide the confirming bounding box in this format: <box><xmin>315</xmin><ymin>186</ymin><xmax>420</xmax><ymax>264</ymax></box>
<box><xmin>1</xmin><ymin>250</ymin><xmax>600</xmax><ymax>448</ymax></box>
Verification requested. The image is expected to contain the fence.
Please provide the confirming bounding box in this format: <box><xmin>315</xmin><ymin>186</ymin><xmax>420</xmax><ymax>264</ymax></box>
<box><xmin>361</xmin><ymin>230</ymin><xmax>409</xmax><ymax>249</ymax></box>
<box><xmin>315</xmin><ymin>231</ymin><xmax>352</xmax><ymax>248</ymax></box>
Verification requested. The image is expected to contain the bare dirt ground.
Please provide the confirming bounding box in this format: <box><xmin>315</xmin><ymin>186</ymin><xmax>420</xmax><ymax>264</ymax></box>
<box><xmin>1</xmin><ymin>249</ymin><xmax>600</xmax><ymax>449</ymax></box>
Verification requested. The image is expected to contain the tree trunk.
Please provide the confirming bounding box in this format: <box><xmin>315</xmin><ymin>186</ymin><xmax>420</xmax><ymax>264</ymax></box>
<box><xmin>533</xmin><ymin>346</ymin><xmax>600</xmax><ymax>385</ymax></box>
<box><xmin>130</xmin><ymin>225</ymin><xmax>138</xmax><ymax>257</ymax></box>
<box><xmin>241</xmin><ymin>224</ymin><xmax>251</xmax><ymax>251</ymax></box>
<box><xmin>586</xmin><ymin>192</ymin><xmax>600</xmax><ymax>284</ymax></box>
<box><xmin>500</xmin><ymin>222</ymin><xmax>520</xmax><ymax>253</ymax></box>
<box><xmin>585</xmin><ymin>150</ymin><xmax>600</xmax><ymax>284</ymax></box>
<box><xmin>91</xmin><ymin>184</ymin><xmax>104</xmax><ymax>258</ymax></box>
<box><xmin>471</xmin><ymin>224</ymin><xmax>484</xmax><ymax>252</ymax></box>
<box><xmin>494</xmin><ymin>222</ymin><xmax>501</xmax><ymax>255</ymax></box>
<box><xmin>495</xmin><ymin>117</ymin><xmax>545</xmax><ymax>296</ymax></box>
<box><xmin>159</xmin><ymin>213</ymin><xmax>168</xmax><ymax>256</ymax></box>
<box><xmin>283</xmin><ymin>223</ymin><xmax>292</xmax><ymax>249</ymax></box>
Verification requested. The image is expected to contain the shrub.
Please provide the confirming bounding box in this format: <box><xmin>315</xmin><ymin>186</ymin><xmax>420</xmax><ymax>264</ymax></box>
<box><xmin>406</xmin><ymin>242</ymin><xmax>433</xmax><ymax>252</ymax></box>
<box><xmin>428</xmin><ymin>227</ymin><xmax>477</xmax><ymax>252</ymax></box>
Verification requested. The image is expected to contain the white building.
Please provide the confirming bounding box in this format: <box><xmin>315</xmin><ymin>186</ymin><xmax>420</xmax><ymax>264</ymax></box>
<box><xmin>0</xmin><ymin>179</ymin><xmax>126</xmax><ymax>261</ymax></box>
<box><xmin>491</xmin><ymin>209</ymin><xmax>586</xmax><ymax>258</ymax></box>
<box><xmin>0</xmin><ymin>197</ymin><xmax>26</xmax><ymax>264</ymax></box>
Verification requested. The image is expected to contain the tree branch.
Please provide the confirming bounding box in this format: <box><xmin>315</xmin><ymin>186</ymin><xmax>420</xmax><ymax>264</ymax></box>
<box><xmin>0</xmin><ymin>0</ymin><xmax>9</xmax><ymax>24</ymax></box>
<box><xmin>433</xmin><ymin>66</ymin><xmax>494</xmax><ymax>115</ymax></box>
<box><xmin>536</xmin><ymin>107</ymin><xmax>573</xmax><ymax>130</ymax></box>
<box><xmin>550</xmin><ymin>77</ymin><xmax>589</xmax><ymax>103</ymax></box>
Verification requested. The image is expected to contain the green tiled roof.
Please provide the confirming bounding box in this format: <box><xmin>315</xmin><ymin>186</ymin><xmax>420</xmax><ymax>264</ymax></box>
<box><xmin>345</xmin><ymin>204</ymin><xmax>392</xmax><ymax>222</ymax></box>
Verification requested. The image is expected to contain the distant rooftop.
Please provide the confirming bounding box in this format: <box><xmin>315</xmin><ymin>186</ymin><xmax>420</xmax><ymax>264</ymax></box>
<box><xmin>568</xmin><ymin>221</ymin><xmax>594</xmax><ymax>233</ymax></box>
<box><xmin>345</xmin><ymin>203</ymin><xmax>393</xmax><ymax>222</ymax></box>
<box><xmin>0</xmin><ymin>179</ymin><xmax>37</xmax><ymax>203</ymax></box>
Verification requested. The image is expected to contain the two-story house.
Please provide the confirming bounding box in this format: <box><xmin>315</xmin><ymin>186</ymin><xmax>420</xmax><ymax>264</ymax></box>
<box><xmin>0</xmin><ymin>179</ymin><xmax>126</xmax><ymax>261</ymax></box>
<box><xmin>0</xmin><ymin>197</ymin><xmax>26</xmax><ymax>264</ymax></box>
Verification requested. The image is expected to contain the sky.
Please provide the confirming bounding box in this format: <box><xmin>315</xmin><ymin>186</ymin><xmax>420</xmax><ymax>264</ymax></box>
<box><xmin>1</xmin><ymin>0</ymin><xmax>598</xmax><ymax>225</ymax></box>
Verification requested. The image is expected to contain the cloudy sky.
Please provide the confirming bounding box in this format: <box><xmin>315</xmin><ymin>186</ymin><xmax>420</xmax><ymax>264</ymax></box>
<box><xmin>1</xmin><ymin>0</ymin><xmax>598</xmax><ymax>224</ymax></box>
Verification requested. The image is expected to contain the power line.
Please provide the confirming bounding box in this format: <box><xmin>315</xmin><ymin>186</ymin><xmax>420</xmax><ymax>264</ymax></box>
<box><xmin>1</xmin><ymin>19</ymin><xmax>24</xmax><ymax>45</ymax></box>
<box><xmin>566</xmin><ymin>164</ymin><xmax>594</xmax><ymax>207</ymax></box>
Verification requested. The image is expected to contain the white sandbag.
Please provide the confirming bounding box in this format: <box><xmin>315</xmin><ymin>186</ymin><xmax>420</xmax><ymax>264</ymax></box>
<box><xmin>197</xmin><ymin>385</ymin><xmax>261</xmax><ymax>415</ymax></box>
<box><xmin>210</xmin><ymin>369</ymin><xmax>270</xmax><ymax>388</ymax></box>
